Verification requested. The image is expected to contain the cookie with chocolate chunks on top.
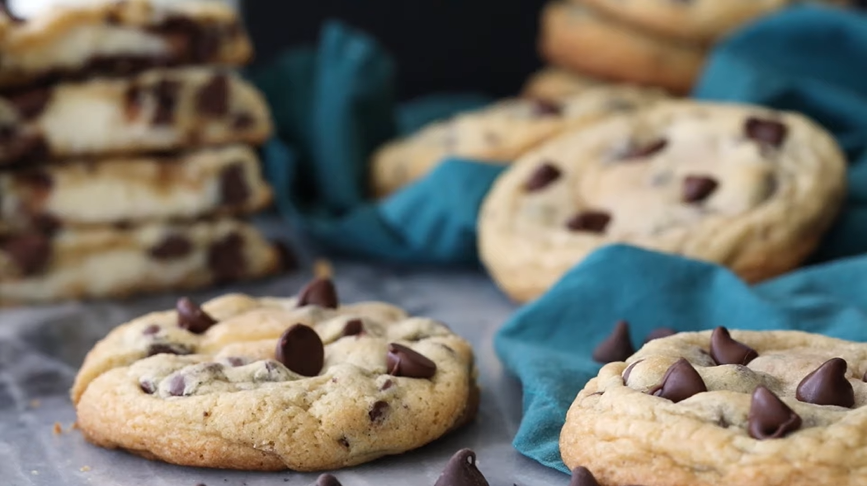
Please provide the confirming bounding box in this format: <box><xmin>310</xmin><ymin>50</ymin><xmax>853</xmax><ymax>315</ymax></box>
<box><xmin>71</xmin><ymin>278</ymin><xmax>478</xmax><ymax>471</ymax></box>
<box><xmin>561</xmin><ymin>329</ymin><xmax>867</xmax><ymax>486</ymax></box>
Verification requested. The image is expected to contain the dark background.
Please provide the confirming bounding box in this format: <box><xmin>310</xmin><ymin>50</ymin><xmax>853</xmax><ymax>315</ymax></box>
<box><xmin>242</xmin><ymin>1</ymin><xmax>548</xmax><ymax>101</ymax></box>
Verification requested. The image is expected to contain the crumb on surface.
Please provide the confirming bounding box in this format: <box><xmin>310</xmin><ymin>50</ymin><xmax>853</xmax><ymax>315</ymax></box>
<box><xmin>30</xmin><ymin>471</ymin><xmax>38</xmax><ymax>475</ymax></box>
<box><xmin>71</xmin><ymin>421</ymin><xmax>79</xmax><ymax>430</ymax></box>
<box><xmin>314</xmin><ymin>259</ymin><xmax>334</xmax><ymax>279</ymax></box>
<box><xmin>53</xmin><ymin>422</ymin><xmax>62</xmax><ymax>434</ymax></box>
<box><xmin>29</xmin><ymin>399</ymin><xmax>40</xmax><ymax>409</ymax></box>
<box><xmin>80</xmin><ymin>466</ymin><xmax>91</xmax><ymax>472</ymax></box>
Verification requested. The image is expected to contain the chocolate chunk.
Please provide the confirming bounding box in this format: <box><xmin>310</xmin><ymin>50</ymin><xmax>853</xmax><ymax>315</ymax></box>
<box><xmin>592</xmin><ymin>320</ymin><xmax>634</xmax><ymax>364</ymax></box>
<box><xmin>796</xmin><ymin>358</ymin><xmax>855</xmax><ymax>408</ymax></box>
<box><xmin>3</xmin><ymin>133</ymin><xmax>49</xmax><ymax>164</ymax></box>
<box><xmin>149</xmin><ymin>235</ymin><xmax>192</xmax><ymax>260</ymax></box>
<box><xmin>139</xmin><ymin>379</ymin><xmax>156</xmax><ymax>394</ymax></box>
<box><xmin>176</xmin><ymin>297</ymin><xmax>218</xmax><ymax>334</ymax></box>
<box><xmin>369</xmin><ymin>400</ymin><xmax>389</xmax><ymax>422</ymax></box>
<box><xmin>569</xmin><ymin>466</ymin><xmax>602</xmax><ymax>486</ymax></box>
<box><xmin>167</xmin><ymin>374</ymin><xmax>187</xmax><ymax>397</ymax></box>
<box><xmin>232</xmin><ymin>112</ymin><xmax>255</xmax><ymax>130</ymax></box>
<box><xmin>531</xmin><ymin>99</ymin><xmax>562</xmax><ymax>116</ymax></box>
<box><xmin>710</xmin><ymin>327</ymin><xmax>758</xmax><ymax>366</ymax></box>
<box><xmin>682</xmin><ymin>176</ymin><xmax>718</xmax><ymax>203</ymax></box>
<box><xmin>1</xmin><ymin>233</ymin><xmax>51</xmax><ymax>276</ymax></box>
<box><xmin>195</xmin><ymin>74</ymin><xmax>229</xmax><ymax>117</ymax></box>
<box><xmin>31</xmin><ymin>214</ymin><xmax>61</xmax><ymax>235</ymax></box>
<box><xmin>342</xmin><ymin>319</ymin><xmax>364</xmax><ymax>337</ymax></box>
<box><xmin>622</xmin><ymin>138</ymin><xmax>668</xmax><ymax>160</ymax></box>
<box><xmin>275</xmin><ymin>324</ymin><xmax>324</xmax><ymax>377</ymax></box>
<box><xmin>650</xmin><ymin>358</ymin><xmax>707</xmax><ymax>403</ymax></box>
<box><xmin>207</xmin><ymin>233</ymin><xmax>246</xmax><ymax>283</ymax></box>
<box><xmin>7</xmin><ymin>88</ymin><xmax>51</xmax><ymax>120</ymax></box>
<box><xmin>150</xmin><ymin>79</ymin><xmax>181</xmax><ymax>125</ymax></box>
<box><xmin>219</xmin><ymin>164</ymin><xmax>250</xmax><ymax>205</ymax></box>
<box><xmin>567</xmin><ymin>211</ymin><xmax>611</xmax><ymax>233</ymax></box>
<box><xmin>381</xmin><ymin>379</ymin><xmax>394</xmax><ymax>390</ymax></box>
<box><xmin>524</xmin><ymin>163</ymin><xmax>561</xmax><ymax>192</ymax></box>
<box><xmin>387</xmin><ymin>343</ymin><xmax>437</xmax><ymax>379</ymax></box>
<box><xmin>273</xmin><ymin>241</ymin><xmax>299</xmax><ymax>272</ymax></box>
<box><xmin>16</xmin><ymin>170</ymin><xmax>53</xmax><ymax>191</ymax></box>
<box><xmin>622</xmin><ymin>359</ymin><xmax>642</xmax><ymax>384</ymax></box>
<box><xmin>644</xmin><ymin>327</ymin><xmax>676</xmax><ymax>343</ymax></box>
<box><xmin>124</xmin><ymin>84</ymin><xmax>144</xmax><ymax>119</ymax></box>
<box><xmin>142</xmin><ymin>324</ymin><xmax>160</xmax><ymax>336</ymax></box>
<box><xmin>337</xmin><ymin>437</ymin><xmax>350</xmax><ymax>448</ymax></box>
<box><xmin>317</xmin><ymin>474</ymin><xmax>342</xmax><ymax>486</ymax></box>
<box><xmin>146</xmin><ymin>342</ymin><xmax>192</xmax><ymax>357</ymax></box>
<box><xmin>297</xmin><ymin>277</ymin><xmax>339</xmax><ymax>309</ymax></box>
<box><xmin>224</xmin><ymin>357</ymin><xmax>246</xmax><ymax>367</ymax></box>
<box><xmin>434</xmin><ymin>449</ymin><xmax>489</xmax><ymax>486</ymax></box>
<box><xmin>748</xmin><ymin>386</ymin><xmax>801</xmax><ymax>440</ymax></box>
<box><xmin>154</xmin><ymin>16</ymin><xmax>220</xmax><ymax>62</ymax></box>
<box><xmin>745</xmin><ymin>117</ymin><xmax>788</xmax><ymax>148</ymax></box>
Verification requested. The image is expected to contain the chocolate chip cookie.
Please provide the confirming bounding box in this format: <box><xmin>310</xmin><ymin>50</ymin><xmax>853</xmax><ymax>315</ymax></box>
<box><xmin>0</xmin><ymin>0</ymin><xmax>252</xmax><ymax>90</ymax></box>
<box><xmin>478</xmin><ymin>101</ymin><xmax>846</xmax><ymax>302</ymax></box>
<box><xmin>71</xmin><ymin>278</ymin><xmax>479</xmax><ymax>471</ymax></box>
<box><xmin>561</xmin><ymin>328</ymin><xmax>867</xmax><ymax>486</ymax></box>
<box><xmin>0</xmin><ymin>218</ymin><xmax>285</xmax><ymax>304</ymax></box>
<box><xmin>0</xmin><ymin>145</ymin><xmax>272</xmax><ymax>234</ymax></box>
<box><xmin>370</xmin><ymin>85</ymin><xmax>667</xmax><ymax>197</ymax></box>
<box><xmin>540</xmin><ymin>2</ymin><xmax>706</xmax><ymax>94</ymax></box>
<box><xmin>0</xmin><ymin>66</ymin><xmax>272</xmax><ymax>166</ymax></box>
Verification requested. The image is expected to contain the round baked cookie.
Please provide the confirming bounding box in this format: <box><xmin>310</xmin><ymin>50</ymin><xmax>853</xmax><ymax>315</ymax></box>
<box><xmin>71</xmin><ymin>278</ymin><xmax>479</xmax><ymax>471</ymax></box>
<box><xmin>521</xmin><ymin>67</ymin><xmax>603</xmax><ymax>101</ymax></box>
<box><xmin>478</xmin><ymin>101</ymin><xmax>846</xmax><ymax>302</ymax></box>
<box><xmin>370</xmin><ymin>85</ymin><xmax>667</xmax><ymax>197</ymax></box>
<box><xmin>539</xmin><ymin>2</ymin><xmax>706</xmax><ymax>94</ymax></box>
<box><xmin>561</xmin><ymin>328</ymin><xmax>867</xmax><ymax>486</ymax></box>
<box><xmin>572</xmin><ymin>0</ymin><xmax>790</xmax><ymax>44</ymax></box>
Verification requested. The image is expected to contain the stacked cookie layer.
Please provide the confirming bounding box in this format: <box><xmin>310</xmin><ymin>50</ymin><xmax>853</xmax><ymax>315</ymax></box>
<box><xmin>0</xmin><ymin>0</ymin><xmax>285</xmax><ymax>305</ymax></box>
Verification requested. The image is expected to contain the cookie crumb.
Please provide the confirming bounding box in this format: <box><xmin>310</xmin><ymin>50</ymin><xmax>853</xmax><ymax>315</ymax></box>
<box><xmin>70</xmin><ymin>421</ymin><xmax>79</xmax><ymax>430</ymax></box>
<box><xmin>29</xmin><ymin>399</ymin><xmax>40</xmax><ymax>409</ymax></box>
<box><xmin>79</xmin><ymin>466</ymin><xmax>91</xmax><ymax>472</ymax></box>
<box><xmin>30</xmin><ymin>471</ymin><xmax>38</xmax><ymax>476</ymax></box>
<box><xmin>313</xmin><ymin>259</ymin><xmax>333</xmax><ymax>279</ymax></box>
<box><xmin>52</xmin><ymin>422</ymin><xmax>63</xmax><ymax>434</ymax></box>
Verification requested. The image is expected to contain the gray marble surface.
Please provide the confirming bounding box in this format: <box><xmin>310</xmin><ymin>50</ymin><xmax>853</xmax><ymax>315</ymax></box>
<box><xmin>0</xmin><ymin>227</ymin><xmax>569</xmax><ymax>486</ymax></box>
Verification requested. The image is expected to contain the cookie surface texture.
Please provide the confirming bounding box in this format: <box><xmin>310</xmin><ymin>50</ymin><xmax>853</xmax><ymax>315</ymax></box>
<box><xmin>71</xmin><ymin>280</ymin><xmax>479</xmax><ymax>471</ymax></box>
<box><xmin>561</xmin><ymin>329</ymin><xmax>867</xmax><ymax>486</ymax></box>
<box><xmin>478</xmin><ymin>101</ymin><xmax>846</xmax><ymax>302</ymax></box>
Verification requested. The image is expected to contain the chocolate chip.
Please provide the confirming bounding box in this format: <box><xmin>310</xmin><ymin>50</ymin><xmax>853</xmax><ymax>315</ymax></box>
<box><xmin>225</xmin><ymin>357</ymin><xmax>246</xmax><ymax>367</ymax></box>
<box><xmin>592</xmin><ymin>320</ymin><xmax>634</xmax><ymax>364</ymax></box>
<box><xmin>387</xmin><ymin>343</ymin><xmax>437</xmax><ymax>379</ymax></box>
<box><xmin>524</xmin><ymin>163</ymin><xmax>561</xmax><ymax>192</ymax></box>
<box><xmin>297</xmin><ymin>277</ymin><xmax>339</xmax><ymax>309</ymax></box>
<box><xmin>207</xmin><ymin>233</ymin><xmax>246</xmax><ymax>283</ymax></box>
<box><xmin>142</xmin><ymin>324</ymin><xmax>160</xmax><ymax>336</ymax></box>
<box><xmin>682</xmin><ymin>176</ymin><xmax>718</xmax><ymax>203</ymax></box>
<box><xmin>1</xmin><ymin>233</ymin><xmax>51</xmax><ymax>276</ymax></box>
<box><xmin>7</xmin><ymin>88</ymin><xmax>51</xmax><ymax>120</ymax></box>
<box><xmin>644</xmin><ymin>327</ymin><xmax>676</xmax><ymax>343</ymax></box>
<box><xmin>146</xmin><ymin>342</ymin><xmax>192</xmax><ymax>357</ymax></box>
<box><xmin>621</xmin><ymin>359</ymin><xmax>642</xmax><ymax>384</ymax></box>
<box><xmin>219</xmin><ymin>164</ymin><xmax>250</xmax><ymax>206</ymax></box>
<box><xmin>149</xmin><ymin>235</ymin><xmax>192</xmax><ymax>260</ymax></box>
<box><xmin>3</xmin><ymin>133</ymin><xmax>49</xmax><ymax>164</ymax></box>
<box><xmin>434</xmin><ymin>449</ymin><xmax>489</xmax><ymax>486</ymax></box>
<box><xmin>569</xmin><ymin>466</ymin><xmax>601</xmax><ymax>486</ymax></box>
<box><xmin>745</xmin><ymin>117</ymin><xmax>788</xmax><ymax>148</ymax></box>
<box><xmin>317</xmin><ymin>474</ymin><xmax>342</xmax><ymax>486</ymax></box>
<box><xmin>381</xmin><ymin>379</ymin><xmax>394</xmax><ymax>390</ymax></box>
<box><xmin>796</xmin><ymin>358</ymin><xmax>855</xmax><ymax>408</ymax></box>
<box><xmin>139</xmin><ymin>379</ymin><xmax>156</xmax><ymax>394</ymax></box>
<box><xmin>710</xmin><ymin>327</ymin><xmax>758</xmax><ymax>366</ymax></box>
<box><xmin>176</xmin><ymin>297</ymin><xmax>217</xmax><ymax>334</ymax></box>
<box><xmin>622</xmin><ymin>138</ymin><xmax>667</xmax><ymax>160</ymax></box>
<box><xmin>150</xmin><ymin>79</ymin><xmax>181</xmax><ymax>125</ymax></box>
<box><xmin>167</xmin><ymin>374</ymin><xmax>187</xmax><ymax>397</ymax></box>
<box><xmin>650</xmin><ymin>358</ymin><xmax>707</xmax><ymax>403</ymax></box>
<box><xmin>275</xmin><ymin>324</ymin><xmax>324</xmax><ymax>377</ymax></box>
<box><xmin>232</xmin><ymin>112</ymin><xmax>255</xmax><ymax>130</ymax></box>
<box><xmin>531</xmin><ymin>99</ymin><xmax>562</xmax><ymax>116</ymax></box>
<box><xmin>567</xmin><ymin>211</ymin><xmax>611</xmax><ymax>233</ymax></box>
<box><xmin>369</xmin><ymin>400</ymin><xmax>389</xmax><ymax>422</ymax></box>
<box><xmin>337</xmin><ymin>437</ymin><xmax>350</xmax><ymax>449</ymax></box>
<box><xmin>154</xmin><ymin>16</ymin><xmax>220</xmax><ymax>62</ymax></box>
<box><xmin>195</xmin><ymin>74</ymin><xmax>229</xmax><ymax>117</ymax></box>
<box><xmin>273</xmin><ymin>241</ymin><xmax>298</xmax><ymax>272</ymax></box>
<box><xmin>748</xmin><ymin>386</ymin><xmax>801</xmax><ymax>440</ymax></box>
<box><xmin>124</xmin><ymin>84</ymin><xmax>144</xmax><ymax>119</ymax></box>
<box><xmin>342</xmin><ymin>319</ymin><xmax>364</xmax><ymax>337</ymax></box>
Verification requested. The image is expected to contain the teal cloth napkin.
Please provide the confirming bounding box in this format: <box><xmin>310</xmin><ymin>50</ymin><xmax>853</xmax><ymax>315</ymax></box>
<box><xmin>494</xmin><ymin>4</ymin><xmax>867</xmax><ymax>474</ymax></box>
<box><xmin>251</xmin><ymin>21</ymin><xmax>500</xmax><ymax>264</ymax></box>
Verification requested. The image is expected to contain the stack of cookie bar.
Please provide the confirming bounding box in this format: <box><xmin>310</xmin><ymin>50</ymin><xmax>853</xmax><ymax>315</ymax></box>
<box><xmin>0</xmin><ymin>0</ymin><xmax>286</xmax><ymax>305</ymax></box>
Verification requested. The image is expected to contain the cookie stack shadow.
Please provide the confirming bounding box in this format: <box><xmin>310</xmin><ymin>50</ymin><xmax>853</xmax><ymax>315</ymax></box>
<box><xmin>0</xmin><ymin>0</ymin><xmax>290</xmax><ymax>305</ymax></box>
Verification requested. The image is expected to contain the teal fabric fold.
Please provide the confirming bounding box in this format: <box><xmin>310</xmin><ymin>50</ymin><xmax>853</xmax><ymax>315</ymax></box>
<box><xmin>496</xmin><ymin>5</ymin><xmax>867</xmax><ymax>474</ymax></box>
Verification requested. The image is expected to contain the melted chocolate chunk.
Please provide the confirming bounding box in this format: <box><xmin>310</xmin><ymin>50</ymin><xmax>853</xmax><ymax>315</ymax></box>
<box><xmin>30</xmin><ymin>214</ymin><xmax>61</xmax><ymax>235</ymax></box>
<box><xmin>167</xmin><ymin>374</ymin><xmax>187</xmax><ymax>397</ymax></box>
<box><xmin>381</xmin><ymin>379</ymin><xmax>394</xmax><ymax>390</ymax></box>
<box><xmin>650</xmin><ymin>358</ymin><xmax>707</xmax><ymax>403</ymax></box>
<box><xmin>622</xmin><ymin>138</ymin><xmax>668</xmax><ymax>160</ymax></box>
<box><xmin>3</xmin><ymin>133</ymin><xmax>50</xmax><ymax>164</ymax></box>
<box><xmin>387</xmin><ymin>343</ymin><xmax>437</xmax><ymax>379</ymax></box>
<box><xmin>567</xmin><ymin>211</ymin><xmax>611</xmax><ymax>233</ymax></box>
<box><xmin>7</xmin><ymin>88</ymin><xmax>51</xmax><ymax>120</ymax></box>
<box><xmin>796</xmin><ymin>358</ymin><xmax>855</xmax><ymax>408</ymax></box>
<box><xmin>176</xmin><ymin>297</ymin><xmax>218</xmax><ymax>334</ymax></box>
<box><xmin>1</xmin><ymin>233</ymin><xmax>51</xmax><ymax>276</ymax></box>
<box><xmin>196</xmin><ymin>74</ymin><xmax>230</xmax><ymax>117</ymax></box>
<box><xmin>682</xmin><ymin>176</ymin><xmax>719</xmax><ymax>203</ymax></box>
<box><xmin>146</xmin><ymin>342</ymin><xmax>192</xmax><ymax>357</ymax></box>
<box><xmin>297</xmin><ymin>277</ymin><xmax>339</xmax><ymax>309</ymax></box>
<box><xmin>369</xmin><ymin>400</ymin><xmax>389</xmax><ymax>422</ymax></box>
<box><xmin>206</xmin><ymin>232</ymin><xmax>246</xmax><ymax>283</ymax></box>
<box><xmin>275</xmin><ymin>324</ymin><xmax>324</xmax><ymax>377</ymax></box>
<box><xmin>342</xmin><ymin>319</ymin><xmax>364</xmax><ymax>337</ymax></box>
<box><xmin>232</xmin><ymin>112</ymin><xmax>255</xmax><ymax>130</ymax></box>
<box><xmin>710</xmin><ymin>327</ymin><xmax>758</xmax><ymax>366</ymax></box>
<box><xmin>14</xmin><ymin>170</ymin><xmax>52</xmax><ymax>192</ymax></box>
<box><xmin>531</xmin><ymin>99</ymin><xmax>562</xmax><ymax>116</ymax></box>
<box><xmin>524</xmin><ymin>163</ymin><xmax>562</xmax><ymax>192</ymax></box>
<box><xmin>142</xmin><ymin>324</ymin><xmax>160</xmax><ymax>336</ymax></box>
<box><xmin>592</xmin><ymin>320</ymin><xmax>634</xmax><ymax>364</ymax></box>
<box><xmin>139</xmin><ymin>379</ymin><xmax>156</xmax><ymax>394</ymax></box>
<box><xmin>745</xmin><ymin>117</ymin><xmax>788</xmax><ymax>148</ymax></box>
<box><xmin>434</xmin><ymin>449</ymin><xmax>490</xmax><ymax>486</ymax></box>
<box><xmin>316</xmin><ymin>474</ymin><xmax>342</xmax><ymax>486</ymax></box>
<box><xmin>149</xmin><ymin>235</ymin><xmax>193</xmax><ymax>260</ymax></box>
<box><xmin>569</xmin><ymin>467</ymin><xmax>602</xmax><ymax>486</ymax></box>
<box><xmin>152</xmin><ymin>16</ymin><xmax>222</xmax><ymax>63</ymax></box>
<box><xmin>219</xmin><ymin>164</ymin><xmax>250</xmax><ymax>205</ymax></box>
<box><xmin>150</xmin><ymin>79</ymin><xmax>181</xmax><ymax>125</ymax></box>
<box><xmin>748</xmin><ymin>386</ymin><xmax>801</xmax><ymax>440</ymax></box>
